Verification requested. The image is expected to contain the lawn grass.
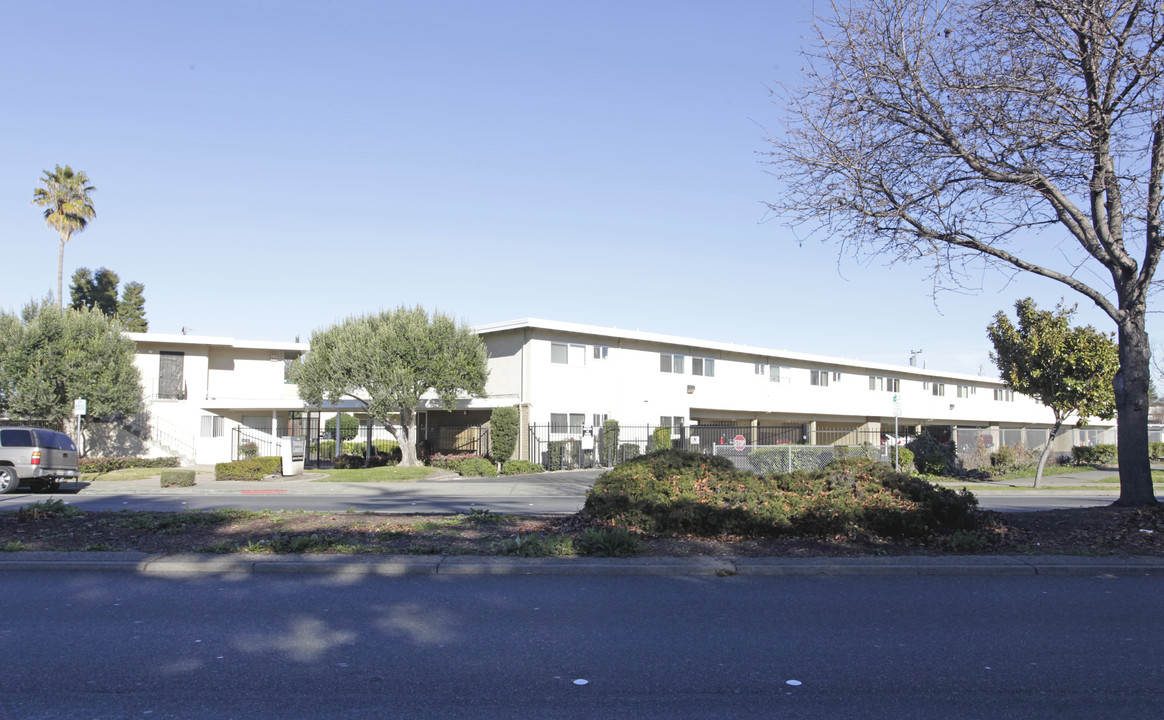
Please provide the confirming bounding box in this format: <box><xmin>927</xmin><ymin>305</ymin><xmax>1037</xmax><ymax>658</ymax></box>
<box><xmin>81</xmin><ymin>468</ymin><xmax>172</xmax><ymax>482</ymax></box>
<box><xmin>312</xmin><ymin>465</ymin><xmax>440</xmax><ymax>483</ymax></box>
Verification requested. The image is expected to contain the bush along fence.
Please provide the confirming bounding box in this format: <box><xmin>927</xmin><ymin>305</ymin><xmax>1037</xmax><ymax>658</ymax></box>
<box><xmin>526</xmin><ymin>423</ymin><xmax>919</xmax><ymax>472</ymax></box>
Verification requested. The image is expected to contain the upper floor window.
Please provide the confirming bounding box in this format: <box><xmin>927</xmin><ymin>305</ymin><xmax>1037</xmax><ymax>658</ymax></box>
<box><xmin>957</xmin><ymin>385</ymin><xmax>974</xmax><ymax>398</ymax></box>
<box><xmin>994</xmin><ymin>388</ymin><xmax>1014</xmax><ymax>402</ymax></box>
<box><xmin>159</xmin><ymin>351</ymin><xmax>186</xmax><ymax>400</ymax></box>
<box><xmin>593</xmin><ymin>345</ymin><xmax>609</xmax><ymax>360</ymax></box>
<box><xmin>870</xmin><ymin>376</ymin><xmax>899</xmax><ymax>392</ymax></box>
<box><xmin>550</xmin><ymin>412</ymin><xmax>585</xmax><ymax>433</ymax></box>
<box><xmin>932</xmin><ymin>382</ymin><xmax>946</xmax><ymax>397</ymax></box>
<box><xmin>769</xmin><ymin>364</ymin><xmax>786</xmax><ymax>382</ymax></box>
<box><xmin>551</xmin><ymin>342</ymin><xmax>585</xmax><ymax>366</ymax></box>
<box><xmin>754</xmin><ymin>363</ymin><xmax>765</xmax><ymax>375</ymax></box>
<box><xmin>810</xmin><ymin>369</ymin><xmax>829</xmax><ymax>387</ymax></box>
<box><xmin>660</xmin><ymin>353</ymin><xmax>685</xmax><ymax>374</ymax></box>
<box><xmin>692</xmin><ymin>357</ymin><xmax>715</xmax><ymax>377</ymax></box>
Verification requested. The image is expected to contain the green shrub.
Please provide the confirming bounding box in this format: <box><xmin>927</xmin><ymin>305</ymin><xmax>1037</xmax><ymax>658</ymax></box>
<box><xmin>160</xmin><ymin>469</ymin><xmax>195</xmax><ymax>488</ymax></box>
<box><xmin>617</xmin><ymin>443</ymin><xmax>642</xmax><ymax>463</ymax></box>
<box><xmin>333</xmin><ymin>453</ymin><xmax>366</xmax><ymax>470</ymax></box>
<box><xmin>1072</xmin><ymin>444</ymin><xmax>1117</xmax><ymax>465</ymax></box>
<box><xmin>583</xmin><ymin>450</ymin><xmax>980</xmax><ymax>540</ymax></box>
<box><xmin>749</xmin><ymin>446</ymin><xmax>789</xmax><ymax>474</ymax></box>
<box><xmin>215</xmin><ymin>457</ymin><xmax>282</xmax><ymax>480</ymax></box>
<box><xmin>344</xmin><ymin>440</ymin><xmax>400</xmax><ymax>457</ymax></box>
<box><xmin>492</xmin><ymin>533</ymin><xmax>576</xmax><ymax>557</ymax></box>
<box><xmin>454</xmin><ymin>457</ymin><xmax>498</xmax><ymax>477</ymax></box>
<box><xmin>883</xmin><ymin>446</ymin><xmax>914</xmax><ymax>472</ymax></box>
<box><xmin>79</xmin><ymin>456</ymin><xmax>181</xmax><ymax>473</ymax></box>
<box><xmin>428</xmin><ymin>452</ymin><xmax>477</xmax><ymax>470</ymax></box>
<box><xmin>490</xmin><ymin>407</ymin><xmax>519</xmax><ymax>464</ymax></box>
<box><xmin>546</xmin><ymin>439</ymin><xmax>579</xmax><ymax>469</ymax></box>
<box><xmin>601</xmin><ymin>419</ymin><xmax>621</xmax><ymax>464</ymax></box>
<box><xmin>325</xmin><ymin>413</ymin><xmax>360</xmax><ymax>442</ymax></box>
<box><xmin>501</xmin><ymin>460</ymin><xmax>544</xmax><ymax>475</ymax></box>
<box><xmin>907</xmin><ymin>432</ymin><xmax>955</xmax><ymax>476</ymax></box>
<box><xmin>237</xmin><ymin>441</ymin><xmax>259</xmax><ymax>460</ymax></box>
<box><xmin>1150</xmin><ymin>442</ymin><xmax>1164</xmax><ymax>460</ymax></box>
<box><xmin>650</xmin><ymin>426</ymin><xmax>673</xmax><ymax>451</ymax></box>
<box><xmin>576</xmin><ymin>527</ymin><xmax>643</xmax><ymax>557</ymax></box>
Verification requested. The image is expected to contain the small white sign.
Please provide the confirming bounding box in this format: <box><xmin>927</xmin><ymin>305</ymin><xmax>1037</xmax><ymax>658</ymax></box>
<box><xmin>892</xmin><ymin>394</ymin><xmax>903</xmax><ymax>417</ymax></box>
<box><xmin>73</xmin><ymin>398</ymin><xmax>87</xmax><ymax>416</ymax></box>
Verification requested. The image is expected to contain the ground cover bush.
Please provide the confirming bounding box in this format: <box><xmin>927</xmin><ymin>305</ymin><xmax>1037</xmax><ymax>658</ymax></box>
<box><xmin>160</xmin><ymin>469</ymin><xmax>195</xmax><ymax>487</ymax></box>
<box><xmin>216</xmin><ymin>457</ymin><xmax>281</xmax><ymax>481</ymax></box>
<box><xmin>501</xmin><ymin>460</ymin><xmax>544</xmax><ymax>475</ymax></box>
<box><xmin>583</xmin><ymin>449</ymin><xmax>980</xmax><ymax>540</ymax></box>
<box><xmin>79</xmin><ymin>456</ymin><xmax>180</xmax><ymax>473</ymax></box>
<box><xmin>1072</xmin><ymin>444</ymin><xmax>1117</xmax><ymax>465</ymax></box>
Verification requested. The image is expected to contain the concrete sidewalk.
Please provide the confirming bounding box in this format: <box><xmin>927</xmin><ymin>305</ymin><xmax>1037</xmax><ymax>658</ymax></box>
<box><xmin>2</xmin><ymin>550</ymin><xmax>1162</xmax><ymax>577</ymax></box>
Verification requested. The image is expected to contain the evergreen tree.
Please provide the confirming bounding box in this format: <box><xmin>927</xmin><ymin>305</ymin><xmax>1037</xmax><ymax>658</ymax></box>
<box><xmin>117</xmin><ymin>282</ymin><xmax>148</xmax><ymax>332</ymax></box>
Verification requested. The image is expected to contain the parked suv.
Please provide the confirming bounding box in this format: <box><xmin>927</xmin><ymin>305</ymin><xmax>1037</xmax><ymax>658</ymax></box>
<box><xmin>0</xmin><ymin>427</ymin><xmax>80</xmax><ymax>493</ymax></box>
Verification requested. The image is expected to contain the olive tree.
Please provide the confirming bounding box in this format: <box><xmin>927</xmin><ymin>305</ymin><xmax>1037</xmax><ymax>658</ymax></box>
<box><xmin>292</xmin><ymin>307</ymin><xmax>489</xmax><ymax>467</ymax></box>
<box><xmin>765</xmin><ymin>0</ymin><xmax>1163</xmax><ymax>506</ymax></box>
<box><xmin>0</xmin><ymin>300</ymin><xmax>143</xmax><ymax>437</ymax></box>
<box><xmin>988</xmin><ymin>298</ymin><xmax>1119</xmax><ymax>487</ymax></box>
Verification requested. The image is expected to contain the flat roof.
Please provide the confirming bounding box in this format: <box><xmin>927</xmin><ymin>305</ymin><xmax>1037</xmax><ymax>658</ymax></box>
<box><xmin>125</xmin><ymin>332</ymin><xmax>308</xmax><ymax>353</ymax></box>
<box><xmin>474</xmin><ymin>318</ymin><xmax>1000</xmax><ymax>384</ymax></box>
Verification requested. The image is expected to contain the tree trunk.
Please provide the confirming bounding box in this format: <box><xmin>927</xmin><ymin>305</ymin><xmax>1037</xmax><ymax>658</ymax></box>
<box><xmin>394</xmin><ymin>406</ymin><xmax>420</xmax><ymax>468</ymax></box>
<box><xmin>57</xmin><ymin>234</ymin><xmax>67</xmax><ymax>309</ymax></box>
<box><xmin>1032</xmin><ymin>418</ymin><xmax>1063</xmax><ymax>490</ymax></box>
<box><xmin>1113</xmin><ymin>313</ymin><xmax>1158</xmax><ymax>507</ymax></box>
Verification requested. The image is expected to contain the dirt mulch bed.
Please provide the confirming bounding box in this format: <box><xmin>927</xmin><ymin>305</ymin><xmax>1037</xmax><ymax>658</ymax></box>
<box><xmin>2</xmin><ymin>505</ymin><xmax>1163</xmax><ymax>557</ymax></box>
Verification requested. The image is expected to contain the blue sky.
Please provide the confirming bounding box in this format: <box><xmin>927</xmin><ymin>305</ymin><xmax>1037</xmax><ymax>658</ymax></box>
<box><xmin>1</xmin><ymin>1</ymin><xmax>1151</xmax><ymax>377</ymax></box>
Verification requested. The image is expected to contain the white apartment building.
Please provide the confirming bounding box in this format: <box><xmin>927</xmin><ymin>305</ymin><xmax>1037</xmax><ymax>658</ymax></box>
<box><xmin>103</xmin><ymin>333</ymin><xmax>309</xmax><ymax>464</ymax></box>
<box><xmin>105</xmin><ymin>320</ymin><xmax>1113</xmax><ymax>467</ymax></box>
<box><xmin>474</xmin><ymin>318</ymin><xmax>1115</xmax><ymax>461</ymax></box>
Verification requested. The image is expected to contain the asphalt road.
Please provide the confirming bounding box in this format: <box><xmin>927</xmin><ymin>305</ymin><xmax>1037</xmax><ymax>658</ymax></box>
<box><xmin>3</xmin><ymin>570</ymin><xmax>1160</xmax><ymax>719</ymax></box>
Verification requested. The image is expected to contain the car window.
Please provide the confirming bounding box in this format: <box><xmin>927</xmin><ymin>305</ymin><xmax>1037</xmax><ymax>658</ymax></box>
<box><xmin>0</xmin><ymin>429</ymin><xmax>34</xmax><ymax>447</ymax></box>
<box><xmin>34</xmin><ymin>431</ymin><xmax>77</xmax><ymax>451</ymax></box>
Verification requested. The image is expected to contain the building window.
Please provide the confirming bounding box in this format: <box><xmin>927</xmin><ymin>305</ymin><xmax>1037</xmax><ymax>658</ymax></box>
<box><xmin>870</xmin><ymin>376</ymin><xmax>899</xmax><ymax>392</ymax></box>
<box><xmin>769</xmin><ymin>365</ymin><xmax>785</xmax><ymax>382</ymax></box>
<box><xmin>692</xmin><ymin>357</ymin><xmax>715</xmax><ymax>377</ymax></box>
<box><xmin>551</xmin><ymin>342</ymin><xmax>585</xmax><ymax>365</ymax></box>
<box><xmin>810</xmin><ymin>370</ymin><xmax>829</xmax><ymax>387</ymax></box>
<box><xmin>159</xmin><ymin>351</ymin><xmax>186</xmax><ymax>399</ymax></box>
<box><xmin>659</xmin><ymin>416</ymin><xmax>685</xmax><ymax>430</ymax></box>
<box><xmin>957</xmin><ymin>385</ymin><xmax>973</xmax><ymax>398</ymax></box>
<box><xmin>994</xmin><ymin>388</ymin><xmax>1014</xmax><ymax>402</ymax></box>
<box><xmin>832</xmin><ymin>371</ymin><xmax>842</xmax><ymax>382</ymax></box>
<box><xmin>592</xmin><ymin>413</ymin><xmax>608</xmax><ymax>427</ymax></box>
<box><xmin>660</xmin><ymin>353</ymin><xmax>685</xmax><ymax>374</ymax></box>
<box><xmin>200</xmin><ymin>415</ymin><xmax>223</xmax><ymax>438</ymax></box>
<box><xmin>593</xmin><ymin>345</ymin><xmax>609</xmax><ymax>360</ymax></box>
<box><xmin>932</xmin><ymin>383</ymin><xmax>946</xmax><ymax>397</ymax></box>
<box><xmin>550</xmin><ymin>413</ymin><xmax>585</xmax><ymax>432</ymax></box>
<box><xmin>754</xmin><ymin>363</ymin><xmax>765</xmax><ymax>375</ymax></box>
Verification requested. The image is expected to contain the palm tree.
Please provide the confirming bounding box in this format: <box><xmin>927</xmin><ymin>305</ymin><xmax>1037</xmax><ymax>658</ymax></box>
<box><xmin>32</xmin><ymin>165</ymin><xmax>97</xmax><ymax>309</ymax></box>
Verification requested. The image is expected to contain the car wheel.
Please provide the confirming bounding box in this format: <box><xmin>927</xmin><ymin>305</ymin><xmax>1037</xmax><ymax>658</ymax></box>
<box><xmin>0</xmin><ymin>466</ymin><xmax>20</xmax><ymax>494</ymax></box>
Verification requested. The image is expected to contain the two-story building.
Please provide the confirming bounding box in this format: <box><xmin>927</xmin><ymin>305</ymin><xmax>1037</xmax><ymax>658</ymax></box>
<box><xmin>474</xmin><ymin>318</ymin><xmax>1115</xmax><ymax>465</ymax></box>
<box><xmin>93</xmin><ymin>333</ymin><xmax>309</xmax><ymax>464</ymax></box>
<box><xmin>107</xmin><ymin>319</ymin><xmax>1114</xmax><ymax>468</ymax></box>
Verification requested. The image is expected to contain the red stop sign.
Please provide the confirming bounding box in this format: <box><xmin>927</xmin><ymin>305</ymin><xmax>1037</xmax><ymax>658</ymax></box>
<box><xmin>733</xmin><ymin>435</ymin><xmax>747</xmax><ymax>451</ymax></box>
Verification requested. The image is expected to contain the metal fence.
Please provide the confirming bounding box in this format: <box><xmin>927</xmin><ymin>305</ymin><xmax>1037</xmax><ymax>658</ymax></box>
<box><xmin>526</xmin><ymin>423</ymin><xmax>918</xmax><ymax>471</ymax></box>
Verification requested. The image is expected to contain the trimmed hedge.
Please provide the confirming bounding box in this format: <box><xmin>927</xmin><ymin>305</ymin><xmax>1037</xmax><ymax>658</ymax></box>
<box><xmin>501</xmin><ymin>460</ymin><xmax>545</xmax><ymax>475</ymax></box>
<box><xmin>160</xmin><ymin>469</ymin><xmax>196</xmax><ymax>487</ymax></box>
<box><xmin>80</xmin><ymin>456</ymin><xmax>181</xmax><ymax>473</ymax></box>
<box><xmin>216</xmin><ymin>456</ymin><xmax>282</xmax><ymax>481</ymax></box>
<box><xmin>584</xmin><ymin>449</ymin><xmax>979</xmax><ymax>540</ymax></box>
<box><xmin>1071</xmin><ymin>444</ymin><xmax>1118</xmax><ymax>465</ymax></box>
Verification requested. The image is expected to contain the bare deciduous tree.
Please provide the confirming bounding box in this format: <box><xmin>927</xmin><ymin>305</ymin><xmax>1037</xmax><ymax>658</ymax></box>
<box><xmin>765</xmin><ymin>0</ymin><xmax>1163</xmax><ymax>506</ymax></box>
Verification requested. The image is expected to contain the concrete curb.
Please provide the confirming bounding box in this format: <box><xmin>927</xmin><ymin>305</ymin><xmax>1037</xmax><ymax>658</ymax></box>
<box><xmin>2</xmin><ymin>551</ymin><xmax>1162</xmax><ymax>577</ymax></box>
